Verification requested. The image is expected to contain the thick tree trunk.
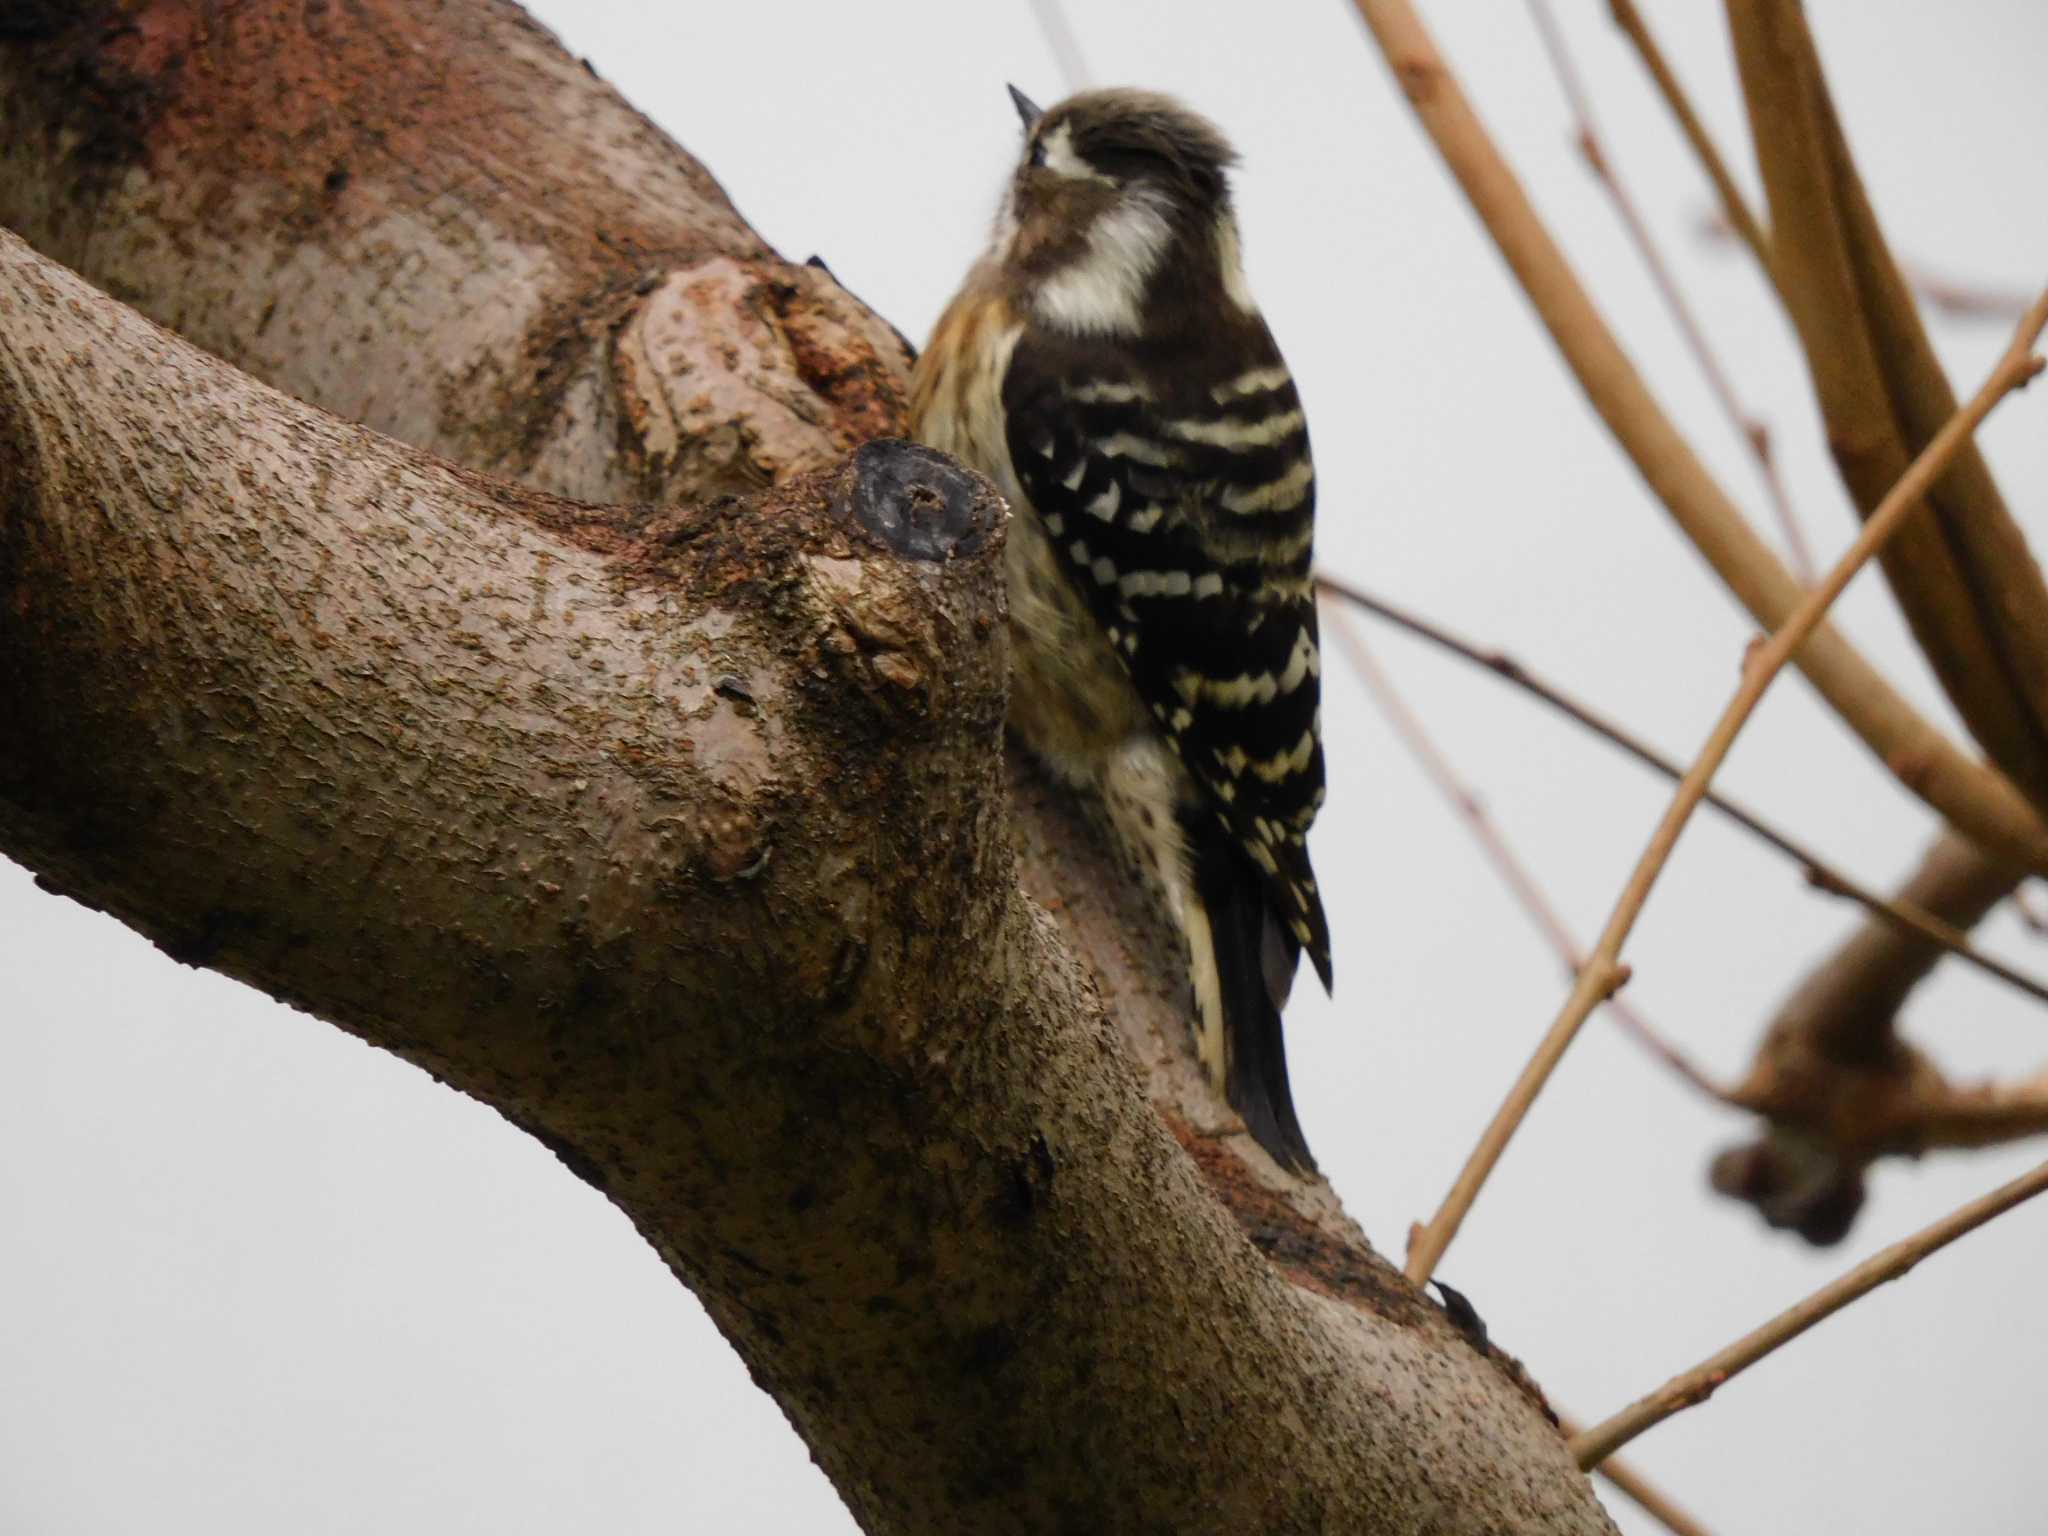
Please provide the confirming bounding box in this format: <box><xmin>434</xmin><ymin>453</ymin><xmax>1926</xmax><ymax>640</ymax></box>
<box><xmin>0</xmin><ymin>4</ymin><xmax>1614</xmax><ymax>1532</ymax></box>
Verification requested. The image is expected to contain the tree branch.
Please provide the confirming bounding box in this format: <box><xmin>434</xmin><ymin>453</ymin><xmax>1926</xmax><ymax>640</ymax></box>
<box><xmin>1529</xmin><ymin>0</ymin><xmax>1814</xmax><ymax>582</ymax></box>
<box><xmin>1406</xmin><ymin>289</ymin><xmax>2048</xmax><ymax>1286</ymax></box>
<box><xmin>1573</xmin><ymin>1154</ymin><xmax>2048</xmax><ymax>1467</ymax></box>
<box><xmin>1345</xmin><ymin>0</ymin><xmax>2048</xmax><ymax>876</ymax></box>
<box><xmin>0</xmin><ymin>227</ymin><xmax>1608</xmax><ymax>1535</ymax></box>
<box><xmin>1605</xmin><ymin>0</ymin><xmax>1773</xmax><ymax>278</ymax></box>
<box><xmin>1714</xmin><ymin>831</ymin><xmax>2042</xmax><ymax>1244</ymax></box>
<box><xmin>1728</xmin><ymin>0</ymin><xmax>2048</xmax><ymax>821</ymax></box>
<box><xmin>1321</xmin><ymin>604</ymin><xmax>1737</xmax><ymax>1102</ymax></box>
<box><xmin>1558</xmin><ymin>1420</ymin><xmax>1718</xmax><ymax>1536</ymax></box>
<box><xmin>1316</xmin><ymin>575</ymin><xmax>2048</xmax><ymax>1010</ymax></box>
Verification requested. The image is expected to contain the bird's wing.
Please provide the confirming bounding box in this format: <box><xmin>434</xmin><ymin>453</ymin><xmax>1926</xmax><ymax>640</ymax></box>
<box><xmin>1001</xmin><ymin>328</ymin><xmax>1332</xmax><ymax>988</ymax></box>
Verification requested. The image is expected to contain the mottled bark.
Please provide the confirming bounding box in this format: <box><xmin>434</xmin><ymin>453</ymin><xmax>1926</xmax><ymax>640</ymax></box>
<box><xmin>0</xmin><ymin>0</ymin><xmax>908</xmax><ymax>506</ymax></box>
<box><xmin>0</xmin><ymin>4</ymin><xmax>1615</xmax><ymax>1533</ymax></box>
<box><xmin>0</xmin><ymin>230</ymin><xmax>1609</xmax><ymax>1534</ymax></box>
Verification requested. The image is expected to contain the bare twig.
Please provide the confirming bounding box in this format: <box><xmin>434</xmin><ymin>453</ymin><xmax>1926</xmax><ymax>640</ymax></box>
<box><xmin>1347</xmin><ymin>0</ymin><xmax>2048</xmax><ymax>875</ymax></box>
<box><xmin>1696</xmin><ymin>214</ymin><xmax>2033</xmax><ymax>324</ymax></box>
<box><xmin>1907</xmin><ymin>1065</ymin><xmax>2048</xmax><ymax>1151</ymax></box>
<box><xmin>1732</xmin><ymin>0</ymin><xmax>2048</xmax><ymax>820</ymax></box>
<box><xmin>1314</xmin><ymin>574</ymin><xmax>2048</xmax><ymax>1008</ymax></box>
<box><xmin>1572</xmin><ymin>1154</ymin><xmax>2048</xmax><ymax>1466</ymax></box>
<box><xmin>1900</xmin><ymin>263</ymin><xmax>2034</xmax><ymax>324</ymax></box>
<box><xmin>1528</xmin><ymin>0</ymin><xmax>1814</xmax><ymax>581</ymax></box>
<box><xmin>1606</xmin><ymin>0</ymin><xmax>1773</xmax><ymax>276</ymax></box>
<box><xmin>1321</xmin><ymin>604</ymin><xmax>1736</xmax><ymax>1101</ymax></box>
<box><xmin>1404</xmin><ymin>290</ymin><xmax>2048</xmax><ymax>1287</ymax></box>
<box><xmin>1024</xmin><ymin>0</ymin><xmax>1091</xmax><ymax>93</ymax></box>
<box><xmin>1558</xmin><ymin>1419</ymin><xmax>1717</xmax><ymax>1536</ymax></box>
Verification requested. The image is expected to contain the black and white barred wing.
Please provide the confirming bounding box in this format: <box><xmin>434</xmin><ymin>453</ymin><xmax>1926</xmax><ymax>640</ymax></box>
<box><xmin>1002</xmin><ymin>335</ymin><xmax>1334</xmax><ymax>989</ymax></box>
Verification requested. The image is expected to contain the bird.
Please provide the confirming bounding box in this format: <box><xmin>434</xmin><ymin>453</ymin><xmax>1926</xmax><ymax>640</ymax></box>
<box><xmin>909</xmin><ymin>85</ymin><xmax>1332</xmax><ymax>1169</ymax></box>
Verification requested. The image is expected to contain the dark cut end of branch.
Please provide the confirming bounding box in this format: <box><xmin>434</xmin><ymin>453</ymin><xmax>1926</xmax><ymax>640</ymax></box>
<box><xmin>840</xmin><ymin>440</ymin><xmax>999</xmax><ymax>562</ymax></box>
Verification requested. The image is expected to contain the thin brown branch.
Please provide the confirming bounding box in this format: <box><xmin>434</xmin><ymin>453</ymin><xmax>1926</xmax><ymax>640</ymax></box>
<box><xmin>1025</xmin><ymin>0</ymin><xmax>1092</xmax><ymax>93</ymax></box>
<box><xmin>1404</xmin><ymin>290</ymin><xmax>2048</xmax><ymax>1287</ymax></box>
<box><xmin>1558</xmin><ymin>1420</ymin><xmax>1718</xmax><ymax>1536</ymax></box>
<box><xmin>1899</xmin><ymin>262</ymin><xmax>2034</xmax><ymax>324</ymax></box>
<box><xmin>1723</xmin><ymin>1049</ymin><xmax>2048</xmax><ymax>1192</ymax></box>
<box><xmin>1731</xmin><ymin>0</ymin><xmax>2048</xmax><ymax>819</ymax></box>
<box><xmin>1606</xmin><ymin>0</ymin><xmax>1773</xmax><ymax>276</ymax></box>
<box><xmin>1347</xmin><ymin>0</ymin><xmax>2048</xmax><ymax>876</ymax></box>
<box><xmin>1529</xmin><ymin>0</ymin><xmax>1814</xmax><ymax>581</ymax></box>
<box><xmin>1314</xmin><ymin>574</ymin><xmax>2048</xmax><ymax>1009</ymax></box>
<box><xmin>1321</xmin><ymin>605</ymin><xmax>1736</xmax><ymax>1101</ymax></box>
<box><xmin>1908</xmin><ymin>1065</ymin><xmax>2048</xmax><ymax>1151</ymax></box>
<box><xmin>1571</xmin><ymin>1154</ymin><xmax>2048</xmax><ymax>1467</ymax></box>
<box><xmin>1697</xmin><ymin>214</ymin><xmax>2032</xmax><ymax>325</ymax></box>
<box><xmin>1759</xmin><ymin>831</ymin><xmax>2025</xmax><ymax>1072</ymax></box>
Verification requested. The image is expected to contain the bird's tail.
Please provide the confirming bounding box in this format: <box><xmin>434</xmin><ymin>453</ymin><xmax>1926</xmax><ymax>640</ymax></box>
<box><xmin>1188</xmin><ymin>823</ymin><xmax>1315</xmax><ymax>1171</ymax></box>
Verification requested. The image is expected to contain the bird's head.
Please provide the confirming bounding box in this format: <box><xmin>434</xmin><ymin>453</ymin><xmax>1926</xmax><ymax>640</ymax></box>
<box><xmin>994</xmin><ymin>86</ymin><xmax>1247</xmax><ymax>336</ymax></box>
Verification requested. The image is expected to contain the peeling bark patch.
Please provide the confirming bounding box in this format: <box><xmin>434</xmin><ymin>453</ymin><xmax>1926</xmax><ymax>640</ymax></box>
<box><xmin>769</xmin><ymin>265</ymin><xmax>914</xmax><ymax>443</ymax></box>
<box><xmin>1177</xmin><ymin>1117</ymin><xmax>1561</xmax><ymax>1424</ymax></box>
<box><xmin>1170</xmin><ymin>1118</ymin><xmax>1422</xmax><ymax>1323</ymax></box>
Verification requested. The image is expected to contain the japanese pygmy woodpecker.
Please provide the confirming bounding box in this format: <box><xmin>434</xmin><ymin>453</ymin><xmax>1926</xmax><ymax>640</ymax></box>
<box><xmin>909</xmin><ymin>87</ymin><xmax>1332</xmax><ymax>1169</ymax></box>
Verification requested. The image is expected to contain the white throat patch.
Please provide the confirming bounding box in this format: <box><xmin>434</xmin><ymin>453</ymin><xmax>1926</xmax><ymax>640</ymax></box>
<box><xmin>1032</xmin><ymin>190</ymin><xmax>1174</xmax><ymax>337</ymax></box>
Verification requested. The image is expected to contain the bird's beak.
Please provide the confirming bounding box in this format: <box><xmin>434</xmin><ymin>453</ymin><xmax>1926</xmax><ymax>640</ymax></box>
<box><xmin>1007</xmin><ymin>83</ymin><xmax>1043</xmax><ymax>132</ymax></box>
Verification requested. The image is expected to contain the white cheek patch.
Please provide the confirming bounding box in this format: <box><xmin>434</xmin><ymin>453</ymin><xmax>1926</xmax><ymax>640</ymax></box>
<box><xmin>1033</xmin><ymin>191</ymin><xmax>1175</xmax><ymax>336</ymax></box>
<box><xmin>1040</xmin><ymin>122</ymin><xmax>1111</xmax><ymax>184</ymax></box>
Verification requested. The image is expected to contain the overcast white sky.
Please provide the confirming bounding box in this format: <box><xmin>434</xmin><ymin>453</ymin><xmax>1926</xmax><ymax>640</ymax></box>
<box><xmin>6</xmin><ymin>3</ymin><xmax>2047</xmax><ymax>1533</ymax></box>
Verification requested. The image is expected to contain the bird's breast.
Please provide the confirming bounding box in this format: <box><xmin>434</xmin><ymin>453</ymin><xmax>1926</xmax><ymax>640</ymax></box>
<box><xmin>910</xmin><ymin>296</ymin><xmax>1152</xmax><ymax>787</ymax></box>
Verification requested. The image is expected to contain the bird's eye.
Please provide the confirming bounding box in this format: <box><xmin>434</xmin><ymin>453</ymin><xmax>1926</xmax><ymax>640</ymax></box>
<box><xmin>1028</xmin><ymin>139</ymin><xmax>1047</xmax><ymax>168</ymax></box>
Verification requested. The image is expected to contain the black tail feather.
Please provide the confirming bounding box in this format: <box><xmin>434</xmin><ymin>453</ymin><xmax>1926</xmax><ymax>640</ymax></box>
<box><xmin>1190</xmin><ymin>825</ymin><xmax>1315</xmax><ymax>1172</ymax></box>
